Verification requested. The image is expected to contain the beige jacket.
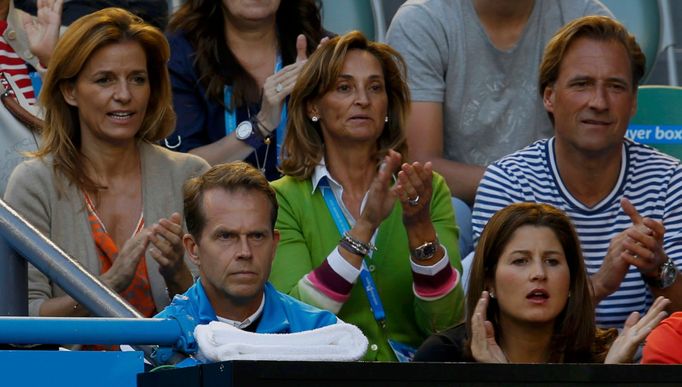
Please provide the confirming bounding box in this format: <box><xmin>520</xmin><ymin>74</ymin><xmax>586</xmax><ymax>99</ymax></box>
<box><xmin>4</xmin><ymin>142</ymin><xmax>210</xmax><ymax>316</ymax></box>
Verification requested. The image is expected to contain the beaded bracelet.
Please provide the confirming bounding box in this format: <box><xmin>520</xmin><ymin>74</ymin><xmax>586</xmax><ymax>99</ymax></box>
<box><xmin>339</xmin><ymin>232</ymin><xmax>377</xmax><ymax>257</ymax></box>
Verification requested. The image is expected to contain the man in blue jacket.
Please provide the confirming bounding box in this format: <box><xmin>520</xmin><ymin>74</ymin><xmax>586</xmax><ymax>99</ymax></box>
<box><xmin>156</xmin><ymin>162</ymin><xmax>338</xmax><ymax>364</ymax></box>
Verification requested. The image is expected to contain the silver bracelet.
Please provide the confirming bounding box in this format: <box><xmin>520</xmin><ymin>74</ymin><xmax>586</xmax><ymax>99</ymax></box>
<box><xmin>339</xmin><ymin>232</ymin><xmax>376</xmax><ymax>257</ymax></box>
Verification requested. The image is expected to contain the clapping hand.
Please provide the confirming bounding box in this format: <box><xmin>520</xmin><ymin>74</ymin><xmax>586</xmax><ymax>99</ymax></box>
<box><xmin>259</xmin><ymin>34</ymin><xmax>308</xmax><ymax>134</ymax></box>
<box><xmin>619</xmin><ymin>198</ymin><xmax>667</xmax><ymax>274</ymax></box>
<box><xmin>592</xmin><ymin>198</ymin><xmax>666</xmax><ymax>301</ymax></box>
<box><xmin>393</xmin><ymin>160</ymin><xmax>433</xmax><ymax>224</ymax></box>
<box><xmin>149</xmin><ymin>212</ymin><xmax>192</xmax><ymax>295</ymax></box>
<box><xmin>359</xmin><ymin>150</ymin><xmax>401</xmax><ymax>230</ymax></box>
<box><xmin>604</xmin><ymin>296</ymin><xmax>670</xmax><ymax>363</ymax></box>
<box><xmin>149</xmin><ymin>212</ymin><xmax>187</xmax><ymax>277</ymax></box>
<box><xmin>470</xmin><ymin>291</ymin><xmax>508</xmax><ymax>363</ymax></box>
<box><xmin>100</xmin><ymin>228</ymin><xmax>151</xmax><ymax>293</ymax></box>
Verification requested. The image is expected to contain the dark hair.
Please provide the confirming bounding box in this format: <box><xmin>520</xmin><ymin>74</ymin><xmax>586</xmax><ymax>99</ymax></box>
<box><xmin>168</xmin><ymin>0</ymin><xmax>324</xmax><ymax>110</ymax></box>
<box><xmin>183</xmin><ymin>161</ymin><xmax>278</xmax><ymax>239</ymax></box>
<box><xmin>36</xmin><ymin>7</ymin><xmax>173</xmax><ymax>193</ymax></box>
<box><xmin>539</xmin><ymin>15</ymin><xmax>645</xmax><ymax>124</ymax></box>
<box><xmin>50</xmin><ymin>0</ymin><xmax>170</xmax><ymax>30</ymax></box>
<box><xmin>466</xmin><ymin>203</ymin><xmax>615</xmax><ymax>363</ymax></box>
<box><xmin>280</xmin><ymin>30</ymin><xmax>409</xmax><ymax>179</ymax></box>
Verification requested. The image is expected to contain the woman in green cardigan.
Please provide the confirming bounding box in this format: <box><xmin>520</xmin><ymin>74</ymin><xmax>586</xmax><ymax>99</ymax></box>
<box><xmin>269</xmin><ymin>31</ymin><xmax>464</xmax><ymax>362</ymax></box>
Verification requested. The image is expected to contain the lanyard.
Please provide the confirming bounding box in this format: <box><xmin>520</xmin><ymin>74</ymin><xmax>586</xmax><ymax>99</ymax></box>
<box><xmin>224</xmin><ymin>55</ymin><xmax>286</xmax><ymax>164</ymax></box>
<box><xmin>318</xmin><ymin>178</ymin><xmax>386</xmax><ymax>325</ymax></box>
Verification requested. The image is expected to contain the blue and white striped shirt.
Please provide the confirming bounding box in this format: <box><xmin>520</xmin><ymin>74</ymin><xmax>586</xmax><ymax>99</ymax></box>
<box><xmin>472</xmin><ymin>138</ymin><xmax>682</xmax><ymax>327</ymax></box>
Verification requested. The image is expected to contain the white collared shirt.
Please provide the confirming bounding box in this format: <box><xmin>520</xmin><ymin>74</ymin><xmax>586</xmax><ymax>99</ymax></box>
<box><xmin>216</xmin><ymin>294</ymin><xmax>266</xmax><ymax>330</ymax></box>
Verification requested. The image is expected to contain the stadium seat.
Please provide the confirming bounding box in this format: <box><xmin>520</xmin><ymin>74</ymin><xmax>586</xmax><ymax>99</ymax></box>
<box><xmin>320</xmin><ymin>0</ymin><xmax>382</xmax><ymax>41</ymax></box>
<box><xmin>628</xmin><ymin>85</ymin><xmax>682</xmax><ymax>160</ymax></box>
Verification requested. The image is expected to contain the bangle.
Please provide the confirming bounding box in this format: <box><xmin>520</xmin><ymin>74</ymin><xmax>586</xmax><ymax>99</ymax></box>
<box><xmin>251</xmin><ymin>115</ymin><xmax>272</xmax><ymax>137</ymax></box>
<box><xmin>339</xmin><ymin>232</ymin><xmax>376</xmax><ymax>257</ymax></box>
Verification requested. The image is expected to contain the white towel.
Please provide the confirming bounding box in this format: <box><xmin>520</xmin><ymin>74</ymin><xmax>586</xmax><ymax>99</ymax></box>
<box><xmin>194</xmin><ymin>321</ymin><xmax>368</xmax><ymax>362</ymax></box>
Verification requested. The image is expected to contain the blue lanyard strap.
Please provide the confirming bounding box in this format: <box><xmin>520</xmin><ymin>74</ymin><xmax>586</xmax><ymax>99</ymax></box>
<box><xmin>318</xmin><ymin>178</ymin><xmax>386</xmax><ymax>324</ymax></box>
<box><xmin>224</xmin><ymin>54</ymin><xmax>287</xmax><ymax>164</ymax></box>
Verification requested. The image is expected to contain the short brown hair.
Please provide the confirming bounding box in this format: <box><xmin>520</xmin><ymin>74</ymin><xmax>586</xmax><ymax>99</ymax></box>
<box><xmin>466</xmin><ymin>203</ymin><xmax>613</xmax><ymax>362</ymax></box>
<box><xmin>539</xmin><ymin>15</ymin><xmax>645</xmax><ymax>123</ymax></box>
<box><xmin>36</xmin><ymin>7</ymin><xmax>174</xmax><ymax>192</ymax></box>
<box><xmin>280</xmin><ymin>30</ymin><xmax>410</xmax><ymax>179</ymax></box>
<box><xmin>183</xmin><ymin>162</ymin><xmax>278</xmax><ymax>239</ymax></box>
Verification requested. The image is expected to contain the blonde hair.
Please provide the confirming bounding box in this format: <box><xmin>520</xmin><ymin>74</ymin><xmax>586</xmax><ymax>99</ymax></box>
<box><xmin>36</xmin><ymin>7</ymin><xmax>174</xmax><ymax>192</ymax></box>
<box><xmin>280</xmin><ymin>30</ymin><xmax>409</xmax><ymax>179</ymax></box>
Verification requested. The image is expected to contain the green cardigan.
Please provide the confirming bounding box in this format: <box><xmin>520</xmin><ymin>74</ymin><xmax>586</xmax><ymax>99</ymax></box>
<box><xmin>270</xmin><ymin>172</ymin><xmax>464</xmax><ymax>361</ymax></box>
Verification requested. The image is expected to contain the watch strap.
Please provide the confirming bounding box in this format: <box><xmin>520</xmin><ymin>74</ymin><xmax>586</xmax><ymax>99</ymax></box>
<box><xmin>641</xmin><ymin>258</ymin><xmax>678</xmax><ymax>289</ymax></box>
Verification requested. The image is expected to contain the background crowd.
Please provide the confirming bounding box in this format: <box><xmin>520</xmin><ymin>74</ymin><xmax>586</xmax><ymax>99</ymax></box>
<box><xmin>0</xmin><ymin>0</ymin><xmax>681</xmax><ymax>367</ymax></box>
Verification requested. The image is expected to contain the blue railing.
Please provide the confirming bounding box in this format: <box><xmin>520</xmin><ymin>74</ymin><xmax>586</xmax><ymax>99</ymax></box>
<box><xmin>0</xmin><ymin>198</ymin><xmax>194</xmax><ymax>366</ymax></box>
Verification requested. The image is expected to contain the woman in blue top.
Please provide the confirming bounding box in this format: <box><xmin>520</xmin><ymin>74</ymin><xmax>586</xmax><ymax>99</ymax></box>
<box><xmin>162</xmin><ymin>0</ymin><xmax>326</xmax><ymax>180</ymax></box>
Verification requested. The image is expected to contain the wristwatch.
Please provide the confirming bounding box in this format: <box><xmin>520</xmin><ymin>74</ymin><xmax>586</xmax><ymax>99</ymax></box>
<box><xmin>235</xmin><ymin>117</ymin><xmax>264</xmax><ymax>149</ymax></box>
<box><xmin>641</xmin><ymin>258</ymin><xmax>678</xmax><ymax>289</ymax></box>
<box><xmin>411</xmin><ymin>239</ymin><xmax>439</xmax><ymax>261</ymax></box>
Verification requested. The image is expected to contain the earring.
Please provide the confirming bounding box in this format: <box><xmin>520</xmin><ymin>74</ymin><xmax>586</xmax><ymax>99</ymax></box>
<box><xmin>311</xmin><ymin>116</ymin><xmax>319</xmax><ymax>122</ymax></box>
<box><xmin>489</xmin><ymin>291</ymin><xmax>495</xmax><ymax>299</ymax></box>
<box><xmin>384</xmin><ymin>116</ymin><xmax>389</xmax><ymax>123</ymax></box>
<box><xmin>568</xmin><ymin>291</ymin><xmax>571</xmax><ymax>298</ymax></box>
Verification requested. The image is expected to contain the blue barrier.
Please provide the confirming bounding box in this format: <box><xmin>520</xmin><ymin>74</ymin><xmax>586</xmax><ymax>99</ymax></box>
<box><xmin>0</xmin><ymin>198</ymin><xmax>202</xmax><ymax>365</ymax></box>
<box><xmin>0</xmin><ymin>317</ymin><xmax>182</xmax><ymax>345</ymax></box>
<box><xmin>2</xmin><ymin>350</ymin><xmax>143</xmax><ymax>387</ymax></box>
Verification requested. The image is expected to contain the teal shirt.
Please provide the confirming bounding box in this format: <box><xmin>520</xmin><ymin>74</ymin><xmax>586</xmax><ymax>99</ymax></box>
<box><xmin>270</xmin><ymin>172</ymin><xmax>464</xmax><ymax>361</ymax></box>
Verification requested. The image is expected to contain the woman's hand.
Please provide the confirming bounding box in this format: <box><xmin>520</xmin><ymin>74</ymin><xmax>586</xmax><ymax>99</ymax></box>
<box><xmin>604</xmin><ymin>296</ymin><xmax>670</xmax><ymax>364</ymax></box>
<box><xmin>149</xmin><ymin>213</ymin><xmax>187</xmax><ymax>275</ymax></box>
<box><xmin>471</xmin><ymin>291</ymin><xmax>508</xmax><ymax>363</ymax></box>
<box><xmin>393</xmin><ymin>160</ymin><xmax>433</xmax><ymax>225</ymax></box>
<box><xmin>22</xmin><ymin>0</ymin><xmax>63</xmax><ymax>67</ymax></box>
<box><xmin>149</xmin><ymin>212</ymin><xmax>193</xmax><ymax>295</ymax></box>
<box><xmin>358</xmin><ymin>150</ymin><xmax>401</xmax><ymax>230</ymax></box>
<box><xmin>257</xmin><ymin>34</ymin><xmax>308</xmax><ymax>134</ymax></box>
<box><xmin>100</xmin><ymin>229</ymin><xmax>151</xmax><ymax>293</ymax></box>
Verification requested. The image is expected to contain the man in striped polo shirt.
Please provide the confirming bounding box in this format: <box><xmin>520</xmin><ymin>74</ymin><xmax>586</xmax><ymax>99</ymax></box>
<box><xmin>472</xmin><ymin>15</ymin><xmax>682</xmax><ymax>328</ymax></box>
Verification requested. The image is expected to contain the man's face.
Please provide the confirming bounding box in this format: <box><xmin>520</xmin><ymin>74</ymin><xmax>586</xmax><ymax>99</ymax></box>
<box><xmin>184</xmin><ymin>188</ymin><xmax>279</xmax><ymax>319</ymax></box>
<box><xmin>543</xmin><ymin>37</ymin><xmax>637</xmax><ymax>155</ymax></box>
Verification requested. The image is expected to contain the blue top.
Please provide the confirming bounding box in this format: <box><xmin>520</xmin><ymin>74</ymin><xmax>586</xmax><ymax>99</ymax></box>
<box><xmin>162</xmin><ymin>32</ymin><xmax>280</xmax><ymax>180</ymax></box>
<box><xmin>155</xmin><ymin>279</ymin><xmax>339</xmax><ymax>365</ymax></box>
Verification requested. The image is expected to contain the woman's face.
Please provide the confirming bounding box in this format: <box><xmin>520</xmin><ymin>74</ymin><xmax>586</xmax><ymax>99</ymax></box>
<box><xmin>491</xmin><ymin>225</ymin><xmax>571</xmax><ymax>328</ymax></box>
<box><xmin>62</xmin><ymin>40</ymin><xmax>150</xmax><ymax>148</ymax></box>
<box><xmin>310</xmin><ymin>49</ymin><xmax>388</xmax><ymax>147</ymax></box>
<box><xmin>223</xmin><ymin>0</ymin><xmax>280</xmax><ymax>22</ymax></box>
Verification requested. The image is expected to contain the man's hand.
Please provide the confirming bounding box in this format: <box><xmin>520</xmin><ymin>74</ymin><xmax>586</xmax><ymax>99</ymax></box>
<box><xmin>620</xmin><ymin>198</ymin><xmax>667</xmax><ymax>274</ymax></box>
<box><xmin>591</xmin><ymin>198</ymin><xmax>666</xmax><ymax>302</ymax></box>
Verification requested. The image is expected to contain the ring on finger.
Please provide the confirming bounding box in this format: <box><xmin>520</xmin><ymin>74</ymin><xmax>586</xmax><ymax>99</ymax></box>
<box><xmin>275</xmin><ymin>83</ymin><xmax>283</xmax><ymax>93</ymax></box>
<box><xmin>407</xmin><ymin>195</ymin><xmax>420</xmax><ymax>207</ymax></box>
